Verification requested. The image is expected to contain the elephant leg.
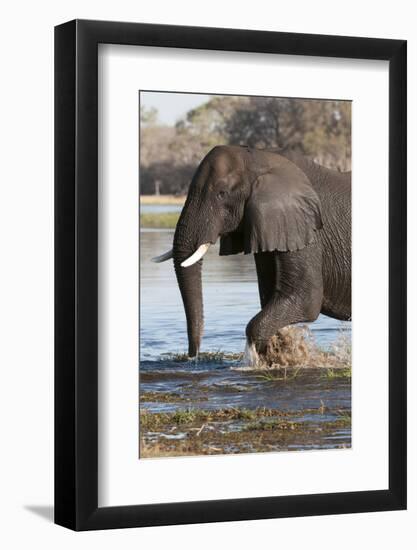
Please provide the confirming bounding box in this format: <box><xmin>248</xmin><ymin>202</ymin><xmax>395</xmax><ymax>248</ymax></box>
<box><xmin>246</xmin><ymin>245</ymin><xmax>324</xmax><ymax>358</ymax></box>
<box><xmin>254</xmin><ymin>251</ymin><xmax>277</xmax><ymax>307</ymax></box>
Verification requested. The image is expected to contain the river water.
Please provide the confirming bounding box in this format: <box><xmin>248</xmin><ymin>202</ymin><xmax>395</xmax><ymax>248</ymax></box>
<box><xmin>139</xmin><ymin>224</ymin><xmax>351</xmax><ymax>456</ymax></box>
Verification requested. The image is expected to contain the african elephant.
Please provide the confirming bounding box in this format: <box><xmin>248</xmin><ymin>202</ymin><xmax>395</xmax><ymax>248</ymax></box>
<box><xmin>153</xmin><ymin>145</ymin><xmax>351</xmax><ymax>361</ymax></box>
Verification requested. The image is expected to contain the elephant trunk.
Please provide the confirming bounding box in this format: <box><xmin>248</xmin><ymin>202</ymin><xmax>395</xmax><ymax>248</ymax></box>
<box><xmin>173</xmin><ymin>220</ymin><xmax>204</xmax><ymax>358</ymax></box>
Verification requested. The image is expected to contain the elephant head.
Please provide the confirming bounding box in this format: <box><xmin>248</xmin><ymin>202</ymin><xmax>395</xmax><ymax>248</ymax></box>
<box><xmin>153</xmin><ymin>145</ymin><xmax>323</xmax><ymax>357</ymax></box>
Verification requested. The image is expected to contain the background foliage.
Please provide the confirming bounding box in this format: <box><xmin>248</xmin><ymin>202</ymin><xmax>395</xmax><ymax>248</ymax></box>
<box><xmin>140</xmin><ymin>95</ymin><xmax>351</xmax><ymax>195</ymax></box>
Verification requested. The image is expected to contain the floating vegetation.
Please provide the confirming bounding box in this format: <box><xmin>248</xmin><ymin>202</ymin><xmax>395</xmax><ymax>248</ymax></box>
<box><xmin>321</xmin><ymin>367</ymin><xmax>352</xmax><ymax>380</ymax></box>
<box><xmin>140</xmin><ymin>406</ymin><xmax>277</xmax><ymax>430</ymax></box>
<box><xmin>139</xmin><ymin>405</ymin><xmax>350</xmax><ymax>431</ymax></box>
<box><xmin>162</xmin><ymin>351</ymin><xmax>244</xmax><ymax>363</ymax></box>
<box><xmin>244</xmin><ymin>419</ymin><xmax>299</xmax><ymax>432</ymax></box>
<box><xmin>335</xmin><ymin>409</ymin><xmax>352</xmax><ymax>423</ymax></box>
<box><xmin>140</xmin><ymin>391</ymin><xmax>205</xmax><ymax>403</ymax></box>
<box><xmin>244</xmin><ymin>417</ymin><xmax>350</xmax><ymax>432</ymax></box>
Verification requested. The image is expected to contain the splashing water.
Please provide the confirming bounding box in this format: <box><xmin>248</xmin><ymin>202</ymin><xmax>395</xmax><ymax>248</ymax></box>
<box><xmin>243</xmin><ymin>340</ymin><xmax>260</xmax><ymax>368</ymax></box>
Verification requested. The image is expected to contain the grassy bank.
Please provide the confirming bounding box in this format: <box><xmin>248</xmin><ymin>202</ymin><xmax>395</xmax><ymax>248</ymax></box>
<box><xmin>140</xmin><ymin>212</ymin><xmax>180</xmax><ymax>229</ymax></box>
<box><xmin>140</xmin><ymin>195</ymin><xmax>184</xmax><ymax>228</ymax></box>
<box><xmin>140</xmin><ymin>194</ymin><xmax>185</xmax><ymax>205</ymax></box>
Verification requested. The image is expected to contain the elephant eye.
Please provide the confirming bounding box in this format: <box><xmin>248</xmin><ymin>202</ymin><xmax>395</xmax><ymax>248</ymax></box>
<box><xmin>217</xmin><ymin>190</ymin><xmax>227</xmax><ymax>200</ymax></box>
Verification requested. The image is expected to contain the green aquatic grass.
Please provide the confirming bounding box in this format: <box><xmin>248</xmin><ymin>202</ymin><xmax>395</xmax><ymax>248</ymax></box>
<box><xmin>255</xmin><ymin>366</ymin><xmax>303</xmax><ymax>382</ymax></box>
<box><xmin>140</xmin><ymin>407</ymin><xmax>284</xmax><ymax>430</ymax></box>
<box><xmin>244</xmin><ymin>417</ymin><xmax>351</xmax><ymax>432</ymax></box>
<box><xmin>321</xmin><ymin>367</ymin><xmax>352</xmax><ymax>380</ymax></box>
<box><xmin>139</xmin><ymin>406</ymin><xmax>352</xmax><ymax>458</ymax></box>
<box><xmin>139</xmin><ymin>405</ymin><xmax>351</xmax><ymax>431</ymax></box>
<box><xmin>140</xmin><ymin>212</ymin><xmax>180</xmax><ymax>229</ymax></box>
<box><xmin>245</xmin><ymin>419</ymin><xmax>299</xmax><ymax>431</ymax></box>
<box><xmin>336</xmin><ymin>410</ymin><xmax>352</xmax><ymax>423</ymax></box>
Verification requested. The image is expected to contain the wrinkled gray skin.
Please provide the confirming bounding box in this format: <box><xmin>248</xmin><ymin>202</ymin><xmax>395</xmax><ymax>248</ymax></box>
<box><xmin>169</xmin><ymin>145</ymin><xmax>351</xmax><ymax>358</ymax></box>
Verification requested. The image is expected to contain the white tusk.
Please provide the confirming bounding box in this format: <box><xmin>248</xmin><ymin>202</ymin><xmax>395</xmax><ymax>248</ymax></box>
<box><xmin>181</xmin><ymin>243</ymin><xmax>211</xmax><ymax>267</ymax></box>
<box><xmin>151</xmin><ymin>249</ymin><xmax>173</xmax><ymax>263</ymax></box>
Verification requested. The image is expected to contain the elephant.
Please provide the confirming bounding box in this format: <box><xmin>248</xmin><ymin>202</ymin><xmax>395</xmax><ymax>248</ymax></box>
<box><xmin>152</xmin><ymin>145</ymin><xmax>351</xmax><ymax>362</ymax></box>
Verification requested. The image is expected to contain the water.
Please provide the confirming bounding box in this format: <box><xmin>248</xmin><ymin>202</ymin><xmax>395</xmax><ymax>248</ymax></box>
<box><xmin>141</xmin><ymin>204</ymin><xmax>183</xmax><ymax>214</ymax></box>
<box><xmin>139</xmin><ymin>228</ymin><xmax>351</xmax><ymax>456</ymax></box>
<box><xmin>140</xmin><ymin>229</ymin><xmax>350</xmax><ymax>358</ymax></box>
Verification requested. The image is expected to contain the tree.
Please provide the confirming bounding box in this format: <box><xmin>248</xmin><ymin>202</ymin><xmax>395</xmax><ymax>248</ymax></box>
<box><xmin>139</xmin><ymin>95</ymin><xmax>351</xmax><ymax>195</ymax></box>
<box><xmin>140</xmin><ymin>105</ymin><xmax>158</xmax><ymax>126</ymax></box>
<box><xmin>223</xmin><ymin>97</ymin><xmax>351</xmax><ymax>170</ymax></box>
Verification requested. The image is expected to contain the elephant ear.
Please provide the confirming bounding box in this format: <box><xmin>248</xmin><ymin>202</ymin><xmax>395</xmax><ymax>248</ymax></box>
<box><xmin>244</xmin><ymin>159</ymin><xmax>323</xmax><ymax>253</ymax></box>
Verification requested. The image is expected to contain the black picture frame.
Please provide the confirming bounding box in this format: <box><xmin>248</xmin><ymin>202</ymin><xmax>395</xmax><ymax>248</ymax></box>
<box><xmin>55</xmin><ymin>19</ymin><xmax>407</xmax><ymax>531</ymax></box>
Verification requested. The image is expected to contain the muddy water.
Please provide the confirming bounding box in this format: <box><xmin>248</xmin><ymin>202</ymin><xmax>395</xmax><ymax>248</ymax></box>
<box><xmin>139</xmin><ymin>227</ymin><xmax>351</xmax><ymax>457</ymax></box>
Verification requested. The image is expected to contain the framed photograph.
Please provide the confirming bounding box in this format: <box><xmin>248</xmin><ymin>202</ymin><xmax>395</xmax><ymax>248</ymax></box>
<box><xmin>55</xmin><ymin>19</ymin><xmax>406</xmax><ymax>530</ymax></box>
